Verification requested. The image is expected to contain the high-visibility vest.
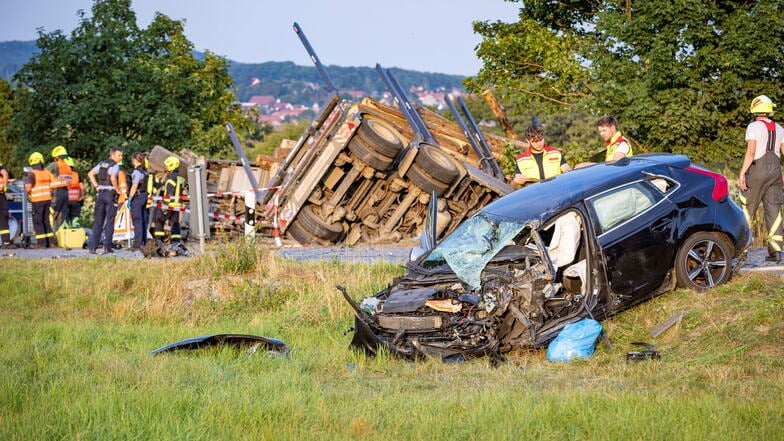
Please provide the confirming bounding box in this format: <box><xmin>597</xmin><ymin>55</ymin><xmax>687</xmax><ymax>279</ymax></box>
<box><xmin>68</xmin><ymin>171</ymin><xmax>83</xmax><ymax>201</ymax></box>
<box><xmin>516</xmin><ymin>145</ymin><xmax>564</xmax><ymax>181</ymax></box>
<box><xmin>118</xmin><ymin>168</ymin><xmax>129</xmax><ymax>196</ymax></box>
<box><xmin>52</xmin><ymin>158</ymin><xmax>72</xmax><ymax>188</ymax></box>
<box><xmin>606</xmin><ymin>132</ymin><xmax>634</xmax><ymax>161</ymax></box>
<box><xmin>28</xmin><ymin>169</ymin><xmax>54</xmax><ymax>202</ymax></box>
<box><xmin>164</xmin><ymin>171</ymin><xmax>186</xmax><ymax>208</ymax></box>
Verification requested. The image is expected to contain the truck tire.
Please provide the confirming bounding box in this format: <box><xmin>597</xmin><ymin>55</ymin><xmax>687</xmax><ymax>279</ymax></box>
<box><xmin>407</xmin><ymin>164</ymin><xmax>450</xmax><ymax>196</ymax></box>
<box><xmin>348</xmin><ymin>137</ymin><xmax>394</xmax><ymax>171</ymax></box>
<box><xmin>286</xmin><ymin>220</ymin><xmax>324</xmax><ymax>245</ymax></box>
<box><xmin>357</xmin><ymin>117</ymin><xmax>404</xmax><ymax>158</ymax></box>
<box><xmin>413</xmin><ymin>144</ymin><xmax>459</xmax><ymax>184</ymax></box>
<box><xmin>294</xmin><ymin>204</ymin><xmax>344</xmax><ymax>243</ymax></box>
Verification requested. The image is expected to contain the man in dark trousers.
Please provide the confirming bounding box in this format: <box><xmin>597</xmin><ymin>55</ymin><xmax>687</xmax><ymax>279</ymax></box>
<box><xmin>0</xmin><ymin>159</ymin><xmax>12</xmax><ymax>247</ymax></box>
<box><xmin>153</xmin><ymin>156</ymin><xmax>186</xmax><ymax>247</ymax></box>
<box><xmin>87</xmin><ymin>147</ymin><xmax>123</xmax><ymax>254</ymax></box>
<box><xmin>25</xmin><ymin>152</ymin><xmax>58</xmax><ymax>248</ymax></box>
<box><xmin>739</xmin><ymin>95</ymin><xmax>784</xmax><ymax>263</ymax></box>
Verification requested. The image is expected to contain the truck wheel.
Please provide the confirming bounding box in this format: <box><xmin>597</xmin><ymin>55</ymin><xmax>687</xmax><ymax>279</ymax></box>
<box><xmin>414</xmin><ymin>144</ymin><xmax>459</xmax><ymax>184</ymax></box>
<box><xmin>348</xmin><ymin>137</ymin><xmax>394</xmax><ymax>171</ymax></box>
<box><xmin>286</xmin><ymin>220</ymin><xmax>324</xmax><ymax>245</ymax></box>
<box><xmin>407</xmin><ymin>164</ymin><xmax>450</xmax><ymax>196</ymax></box>
<box><xmin>674</xmin><ymin>231</ymin><xmax>733</xmax><ymax>290</ymax></box>
<box><xmin>357</xmin><ymin>117</ymin><xmax>404</xmax><ymax>158</ymax></box>
<box><xmin>294</xmin><ymin>204</ymin><xmax>344</xmax><ymax>243</ymax></box>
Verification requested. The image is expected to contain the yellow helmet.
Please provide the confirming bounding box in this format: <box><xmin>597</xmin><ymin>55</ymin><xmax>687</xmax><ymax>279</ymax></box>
<box><xmin>28</xmin><ymin>152</ymin><xmax>45</xmax><ymax>165</ymax></box>
<box><xmin>164</xmin><ymin>156</ymin><xmax>180</xmax><ymax>171</ymax></box>
<box><xmin>52</xmin><ymin>145</ymin><xmax>68</xmax><ymax>158</ymax></box>
<box><xmin>750</xmin><ymin>95</ymin><xmax>776</xmax><ymax>114</ymax></box>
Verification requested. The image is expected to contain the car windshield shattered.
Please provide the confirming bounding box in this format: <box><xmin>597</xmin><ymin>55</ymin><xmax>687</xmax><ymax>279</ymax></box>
<box><xmin>423</xmin><ymin>213</ymin><xmax>529</xmax><ymax>290</ymax></box>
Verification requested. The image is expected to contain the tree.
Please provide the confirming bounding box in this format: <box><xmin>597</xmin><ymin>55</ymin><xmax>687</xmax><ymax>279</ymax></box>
<box><xmin>0</xmin><ymin>79</ymin><xmax>17</xmax><ymax>175</ymax></box>
<box><xmin>13</xmin><ymin>0</ymin><xmax>253</xmax><ymax>166</ymax></box>
<box><xmin>468</xmin><ymin>0</ymin><xmax>784</xmax><ymax>169</ymax></box>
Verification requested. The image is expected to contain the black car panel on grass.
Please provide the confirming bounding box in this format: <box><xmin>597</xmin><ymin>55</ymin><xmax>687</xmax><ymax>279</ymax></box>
<box><xmin>342</xmin><ymin>154</ymin><xmax>751</xmax><ymax>361</ymax></box>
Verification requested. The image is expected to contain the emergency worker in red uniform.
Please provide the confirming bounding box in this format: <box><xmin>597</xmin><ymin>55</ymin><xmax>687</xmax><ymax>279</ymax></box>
<box><xmin>513</xmin><ymin>125</ymin><xmax>571</xmax><ymax>187</ymax></box>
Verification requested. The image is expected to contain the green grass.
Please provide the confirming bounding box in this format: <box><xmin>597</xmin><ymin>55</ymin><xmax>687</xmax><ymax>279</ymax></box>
<box><xmin>1</xmin><ymin>249</ymin><xmax>782</xmax><ymax>440</ymax></box>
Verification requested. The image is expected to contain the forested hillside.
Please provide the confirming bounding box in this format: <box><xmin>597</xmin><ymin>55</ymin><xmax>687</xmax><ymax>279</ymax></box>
<box><xmin>0</xmin><ymin>41</ymin><xmax>466</xmax><ymax>104</ymax></box>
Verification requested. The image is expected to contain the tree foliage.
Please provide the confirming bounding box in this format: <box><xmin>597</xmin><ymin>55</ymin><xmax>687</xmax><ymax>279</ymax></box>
<box><xmin>12</xmin><ymin>0</ymin><xmax>252</xmax><ymax>166</ymax></box>
<box><xmin>0</xmin><ymin>79</ymin><xmax>17</xmax><ymax>175</ymax></box>
<box><xmin>468</xmin><ymin>0</ymin><xmax>784</xmax><ymax>169</ymax></box>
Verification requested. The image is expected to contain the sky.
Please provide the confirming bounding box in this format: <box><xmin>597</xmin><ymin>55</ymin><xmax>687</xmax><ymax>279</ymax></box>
<box><xmin>0</xmin><ymin>0</ymin><xmax>521</xmax><ymax>76</ymax></box>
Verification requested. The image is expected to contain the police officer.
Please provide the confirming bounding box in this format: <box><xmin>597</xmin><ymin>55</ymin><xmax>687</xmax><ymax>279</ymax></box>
<box><xmin>0</xmin><ymin>159</ymin><xmax>11</xmax><ymax>247</ymax></box>
<box><xmin>87</xmin><ymin>147</ymin><xmax>123</xmax><ymax>254</ymax></box>
<box><xmin>153</xmin><ymin>156</ymin><xmax>185</xmax><ymax>246</ymax></box>
<box><xmin>513</xmin><ymin>125</ymin><xmax>571</xmax><ymax>186</ymax></box>
<box><xmin>25</xmin><ymin>152</ymin><xmax>58</xmax><ymax>248</ymax></box>
<box><xmin>128</xmin><ymin>152</ymin><xmax>149</xmax><ymax>251</ymax></box>
<box><xmin>739</xmin><ymin>95</ymin><xmax>784</xmax><ymax>263</ymax></box>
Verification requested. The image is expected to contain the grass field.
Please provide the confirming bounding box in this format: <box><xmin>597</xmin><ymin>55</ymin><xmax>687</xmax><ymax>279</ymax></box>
<box><xmin>1</xmin><ymin>244</ymin><xmax>782</xmax><ymax>440</ymax></box>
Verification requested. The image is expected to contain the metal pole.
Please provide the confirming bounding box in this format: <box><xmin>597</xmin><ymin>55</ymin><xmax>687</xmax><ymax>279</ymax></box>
<box><xmin>244</xmin><ymin>190</ymin><xmax>256</xmax><ymax>243</ymax></box>
<box><xmin>187</xmin><ymin>164</ymin><xmax>209</xmax><ymax>254</ymax></box>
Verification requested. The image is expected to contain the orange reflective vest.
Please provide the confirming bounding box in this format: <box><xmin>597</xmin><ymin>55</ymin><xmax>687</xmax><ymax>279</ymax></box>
<box><xmin>118</xmin><ymin>168</ymin><xmax>129</xmax><ymax>196</ymax></box>
<box><xmin>52</xmin><ymin>159</ymin><xmax>72</xmax><ymax>188</ymax></box>
<box><xmin>606</xmin><ymin>132</ymin><xmax>634</xmax><ymax>161</ymax></box>
<box><xmin>68</xmin><ymin>171</ymin><xmax>83</xmax><ymax>201</ymax></box>
<box><xmin>27</xmin><ymin>169</ymin><xmax>54</xmax><ymax>202</ymax></box>
<box><xmin>516</xmin><ymin>145</ymin><xmax>564</xmax><ymax>181</ymax></box>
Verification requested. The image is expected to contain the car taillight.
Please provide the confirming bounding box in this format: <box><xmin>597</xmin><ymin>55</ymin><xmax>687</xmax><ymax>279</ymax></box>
<box><xmin>685</xmin><ymin>167</ymin><xmax>728</xmax><ymax>201</ymax></box>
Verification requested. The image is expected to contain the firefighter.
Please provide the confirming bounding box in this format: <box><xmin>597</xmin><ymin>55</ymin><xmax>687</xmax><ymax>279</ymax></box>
<box><xmin>0</xmin><ymin>159</ymin><xmax>11</xmax><ymax>247</ymax></box>
<box><xmin>87</xmin><ymin>147</ymin><xmax>123</xmax><ymax>254</ymax></box>
<box><xmin>64</xmin><ymin>156</ymin><xmax>84</xmax><ymax>228</ymax></box>
<box><xmin>513</xmin><ymin>125</ymin><xmax>571</xmax><ymax>186</ymax></box>
<box><xmin>144</xmin><ymin>156</ymin><xmax>160</xmax><ymax>239</ymax></box>
<box><xmin>25</xmin><ymin>152</ymin><xmax>58</xmax><ymax>248</ymax></box>
<box><xmin>47</xmin><ymin>145</ymin><xmax>72</xmax><ymax>230</ymax></box>
<box><xmin>128</xmin><ymin>151</ymin><xmax>149</xmax><ymax>251</ymax></box>
<box><xmin>153</xmin><ymin>156</ymin><xmax>186</xmax><ymax>246</ymax></box>
<box><xmin>739</xmin><ymin>95</ymin><xmax>784</xmax><ymax>263</ymax></box>
<box><xmin>597</xmin><ymin>115</ymin><xmax>633</xmax><ymax>161</ymax></box>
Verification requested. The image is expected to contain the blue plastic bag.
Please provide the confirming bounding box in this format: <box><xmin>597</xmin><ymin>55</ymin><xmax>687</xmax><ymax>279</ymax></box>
<box><xmin>546</xmin><ymin>318</ymin><xmax>603</xmax><ymax>362</ymax></box>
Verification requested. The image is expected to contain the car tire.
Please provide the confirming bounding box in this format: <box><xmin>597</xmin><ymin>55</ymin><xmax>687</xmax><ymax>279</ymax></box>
<box><xmin>348</xmin><ymin>137</ymin><xmax>394</xmax><ymax>171</ymax></box>
<box><xmin>292</xmin><ymin>204</ymin><xmax>344</xmax><ymax>243</ymax></box>
<box><xmin>413</xmin><ymin>144</ymin><xmax>459</xmax><ymax>185</ymax></box>
<box><xmin>357</xmin><ymin>117</ymin><xmax>404</xmax><ymax>158</ymax></box>
<box><xmin>407</xmin><ymin>164</ymin><xmax>450</xmax><ymax>196</ymax></box>
<box><xmin>674</xmin><ymin>231</ymin><xmax>733</xmax><ymax>290</ymax></box>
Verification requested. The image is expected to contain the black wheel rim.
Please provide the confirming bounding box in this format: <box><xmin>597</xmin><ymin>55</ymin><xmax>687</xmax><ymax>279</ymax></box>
<box><xmin>685</xmin><ymin>239</ymin><xmax>728</xmax><ymax>288</ymax></box>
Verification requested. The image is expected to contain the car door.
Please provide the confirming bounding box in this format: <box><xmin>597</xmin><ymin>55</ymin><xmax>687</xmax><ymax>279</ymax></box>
<box><xmin>586</xmin><ymin>177</ymin><xmax>679</xmax><ymax>305</ymax></box>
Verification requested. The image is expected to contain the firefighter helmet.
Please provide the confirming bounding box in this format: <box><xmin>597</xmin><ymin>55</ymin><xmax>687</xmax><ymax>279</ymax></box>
<box><xmin>750</xmin><ymin>95</ymin><xmax>775</xmax><ymax>114</ymax></box>
<box><xmin>51</xmin><ymin>145</ymin><xmax>68</xmax><ymax>158</ymax></box>
<box><xmin>164</xmin><ymin>156</ymin><xmax>180</xmax><ymax>171</ymax></box>
<box><xmin>28</xmin><ymin>152</ymin><xmax>45</xmax><ymax>165</ymax></box>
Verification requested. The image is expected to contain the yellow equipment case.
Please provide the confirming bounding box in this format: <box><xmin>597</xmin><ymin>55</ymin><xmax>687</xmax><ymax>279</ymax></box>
<box><xmin>56</xmin><ymin>227</ymin><xmax>87</xmax><ymax>249</ymax></box>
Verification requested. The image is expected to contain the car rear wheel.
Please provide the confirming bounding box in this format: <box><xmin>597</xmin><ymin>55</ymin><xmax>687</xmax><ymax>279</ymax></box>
<box><xmin>674</xmin><ymin>232</ymin><xmax>733</xmax><ymax>290</ymax></box>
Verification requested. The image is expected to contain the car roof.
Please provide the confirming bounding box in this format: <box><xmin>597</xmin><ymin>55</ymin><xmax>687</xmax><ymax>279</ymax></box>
<box><xmin>481</xmin><ymin>153</ymin><xmax>692</xmax><ymax>222</ymax></box>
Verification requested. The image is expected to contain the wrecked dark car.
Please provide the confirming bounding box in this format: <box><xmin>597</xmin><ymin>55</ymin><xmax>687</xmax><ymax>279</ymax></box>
<box><xmin>342</xmin><ymin>154</ymin><xmax>751</xmax><ymax>362</ymax></box>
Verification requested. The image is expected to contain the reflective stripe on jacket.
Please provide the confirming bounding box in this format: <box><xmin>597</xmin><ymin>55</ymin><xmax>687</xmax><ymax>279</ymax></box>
<box><xmin>28</xmin><ymin>169</ymin><xmax>54</xmax><ymax>202</ymax></box>
<box><xmin>516</xmin><ymin>145</ymin><xmax>564</xmax><ymax>181</ymax></box>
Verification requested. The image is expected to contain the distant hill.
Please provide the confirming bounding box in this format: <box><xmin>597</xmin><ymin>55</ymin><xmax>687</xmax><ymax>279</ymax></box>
<box><xmin>0</xmin><ymin>41</ymin><xmax>466</xmax><ymax>105</ymax></box>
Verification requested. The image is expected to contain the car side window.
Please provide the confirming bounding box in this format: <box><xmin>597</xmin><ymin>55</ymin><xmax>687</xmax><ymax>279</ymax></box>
<box><xmin>588</xmin><ymin>182</ymin><xmax>662</xmax><ymax>234</ymax></box>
